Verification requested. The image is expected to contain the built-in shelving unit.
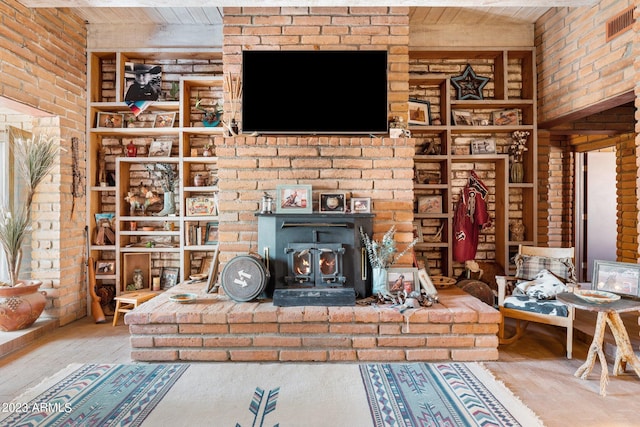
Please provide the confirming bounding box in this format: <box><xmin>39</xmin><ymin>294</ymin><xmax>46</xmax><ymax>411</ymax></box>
<box><xmin>409</xmin><ymin>48</ymin><xmax>537</xmax><ymax>276</ymax></box>
<box><xmin>86</xmin><ymin>50</ymin><xmax>223</xmax><ymax>306</ymax></box>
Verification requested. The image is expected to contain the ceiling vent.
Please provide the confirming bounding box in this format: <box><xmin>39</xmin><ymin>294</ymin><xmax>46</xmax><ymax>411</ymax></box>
<box><xmin>606</xmin><ymin>6</ymin><xmax>635</xmax><ymax>42</ymax></box>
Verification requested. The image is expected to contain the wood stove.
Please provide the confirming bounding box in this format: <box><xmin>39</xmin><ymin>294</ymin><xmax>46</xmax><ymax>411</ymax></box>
<box><xmin>257</xmin><ymin>213</ymin><xmax>373</xmax><ymax>306</ymax></box>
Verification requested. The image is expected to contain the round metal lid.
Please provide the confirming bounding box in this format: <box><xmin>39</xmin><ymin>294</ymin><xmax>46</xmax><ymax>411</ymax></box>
<box><xmin>221</xmin><ymin>255</ymin><xmax>268</xmax><ymax>302</ymax></box>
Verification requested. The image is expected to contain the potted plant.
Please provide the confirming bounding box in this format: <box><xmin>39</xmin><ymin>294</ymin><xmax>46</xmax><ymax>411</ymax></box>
<box><xmin>0</xmin><ymin>133</ymin><xmax>61</xmax><ymax>331</ymax></box>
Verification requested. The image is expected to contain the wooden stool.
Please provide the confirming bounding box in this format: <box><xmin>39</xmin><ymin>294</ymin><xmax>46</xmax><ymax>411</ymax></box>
<box><xmin>112</xmin><ymin>290</ymin><xmax>159</xmax><ymax>326</ymax></box>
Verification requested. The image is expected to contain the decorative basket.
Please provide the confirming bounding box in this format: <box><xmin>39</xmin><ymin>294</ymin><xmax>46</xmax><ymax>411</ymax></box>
<box><xmin>431</xmin><ymin>275</ymin><xmax>456</xmax><ymax>289</ymax></box>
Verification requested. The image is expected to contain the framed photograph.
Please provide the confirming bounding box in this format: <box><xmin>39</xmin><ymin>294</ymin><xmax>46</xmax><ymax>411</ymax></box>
<box><xmin>470</xmin><ymin>138</ymin><xmax>496</xmax><ymax>155</ymax></box>
<box><xmin>492</xmin><ymin>109</ymin><xmax>520</xmax><ymax>126</ymax></box>
<box><xmin>412</xmin><ymin>221</ymin><xmax>424</xmax><ymax>243</ymax></box>
<box><xmin>148</xmin><ymin>138</ymin><xmax>173</xmax><ymax>157</ymax></box>
<box><xmin>319</xmin><ymin>193</ymin><xmax>346</xmax><ymax>213</ymax></box>
<box><xmin>276</xmin><ymin>184</ymin><xmax>312</xmax><ymax>214</ymax></box>
<box><xmin>592</xmin><ymin>260</ymin><xmax>640</xmax><ymax>298</ymax></box>
<box><xmin>204</xmin><ymin>221</ymin><xmax>219</xmax><ymax>245</ymax></box>
<box><xmin>186</xmin><ymin>196</ymin><xmax>217</xmax><ymax>216</ymax></box>
<box><xmin>95</xmin><ymin>259</ymin><xmax>115</xmax><ymax>275</ymax></box>
<box><xmin>417</xmin><ymin>195</ymin><xmax>442</xmax><ymax>214</ymax></box>
<box><xmin>408</xmin><ymin>99</ymin><xmax>431</xmax><ymax>125</ymax></box>
<box><xmin>206</xmin><ymin>245</ymin><xmax>220</xmax><ymax>293</ymax></box>
<box><xmin>351</xmin><ymin>197</ymin><xmax>371</xmax><ymax>213</ymax></box>
<box><xmin>387</xmin><ymin>268</ymin><xmax>419</xmax><ymax>293</ymax></box>
<box><xmin>160</xmin><ymin>266</ymin><xmax>180</xmax><ymax>290</ymax></box>
<box><xmin>97</xmin><ymin>112</ymin><xmax>124</xmax><ymax>128</ymax></box>
<box><xmin>154</xmin><ymin>112</ymin><xmax>176</xmax><ymax>128</ymax></box>
<box><xmin>452</xmin><ymin>110</ymin><xmax>472</xmax><ymax>126</ymax></box>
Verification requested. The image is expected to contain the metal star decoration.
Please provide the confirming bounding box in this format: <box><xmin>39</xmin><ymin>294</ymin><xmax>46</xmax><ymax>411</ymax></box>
<box><xmin>451</xmin><ymin>64</ymin><xmax>490</xmax><ymax>100</ymax></box>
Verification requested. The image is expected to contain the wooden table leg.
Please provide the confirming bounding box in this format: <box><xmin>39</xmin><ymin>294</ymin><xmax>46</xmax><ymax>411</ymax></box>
<box><xmin>575</xmin><ymin>311</ymin><xmax>610</xmax><ymax>396</ymax></box>
<box><xmin>606</xmin><ymin>311</ymin><xmax>640</xmax><ymax>378</ymax></box>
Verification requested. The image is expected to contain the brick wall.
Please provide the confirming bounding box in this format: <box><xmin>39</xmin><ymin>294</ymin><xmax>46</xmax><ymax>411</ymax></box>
<box><xmin>218</xmin><ymin>7</ymin><xmax>414</xmax><ymax>264</ymax></box>
<box><xmin>0</xmin><ymin>1</ymin><xmax>87</xmax><ymax>325</ymax></box>
<box><xmin>535</xmin><ymin>1</ymin><xmax>638</xmax><ymax>257</ymax></box>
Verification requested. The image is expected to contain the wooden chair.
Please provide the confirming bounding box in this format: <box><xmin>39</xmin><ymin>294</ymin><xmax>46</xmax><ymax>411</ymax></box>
<box><xmin>497</xmin><ymin>245</ymin><xmax>577</xmax><ymax>358</ymax></box>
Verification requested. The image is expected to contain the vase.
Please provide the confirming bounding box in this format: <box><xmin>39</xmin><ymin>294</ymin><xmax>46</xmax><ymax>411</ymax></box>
<box><xmin>155</xmin><ymin>191</ymin><xmax>176</xmax><ymax>216</ymax></box>
<box><xmin>0</xmin><ymin>280</ymin><xmax>46</xmax><ymax>332</ymax></box>
<box><xmin>372</xmin><ymin>267</ymin><xmax>388</xmax><ymax>295</ymax></box>
<box><xmin>510</xmin><ymin>161</ymin><xmax>524</xmax><ymax>183</ymax></box>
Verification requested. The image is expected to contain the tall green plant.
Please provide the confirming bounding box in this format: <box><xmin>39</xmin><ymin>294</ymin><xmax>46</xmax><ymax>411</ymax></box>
<box><xmin>0</xmin><ymin>134</ymin><xmax>60</xmax><ymax>287</ymax></box>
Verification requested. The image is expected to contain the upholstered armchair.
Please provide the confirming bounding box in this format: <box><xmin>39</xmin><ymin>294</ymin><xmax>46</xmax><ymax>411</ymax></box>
<box><xmin>497</xmin><ymin>245</ymin><xmax>577</xmax><ymax>358</ymax></box>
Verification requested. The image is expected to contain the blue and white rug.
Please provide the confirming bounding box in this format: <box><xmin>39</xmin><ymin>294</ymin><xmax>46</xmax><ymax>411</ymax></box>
<box><xmin>0</xmin><ymin>363</ymin><xmax>542</xmax><ymax>427</ymax></box>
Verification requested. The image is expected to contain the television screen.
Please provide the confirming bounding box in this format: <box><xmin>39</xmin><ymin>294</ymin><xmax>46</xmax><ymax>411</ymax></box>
<box><xmin>242</xmin><ymin>50</ymin><xmax>388</xmax><ymax>134</ymax></box>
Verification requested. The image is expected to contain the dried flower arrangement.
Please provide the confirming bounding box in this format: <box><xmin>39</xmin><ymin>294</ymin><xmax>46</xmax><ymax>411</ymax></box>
<box><xmin>509</xmin><ymin>131</ymin><xmax>530</xmax><ymax>163</ymax></box>
<box><xmin>359</xmin><ymin>225</ymin><xmax>418</xmax><ymax>269</ymax></box>
<box><xmin>145</xmin><ymin>163</ymin><xmax>177</xmax><ymax>193</ymax></box>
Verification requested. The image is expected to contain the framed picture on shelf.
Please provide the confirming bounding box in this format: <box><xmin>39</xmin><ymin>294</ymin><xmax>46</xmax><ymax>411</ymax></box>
<box><xmin>148</xmin><ymin>138</ymin><xmax>173</xmax><ymax>157</ymax></box>
<box><xmin>185</xmin><ymin>196</ymin><xmax>217</xmax><ymax>216</ymax></box>
<box><xmin>95</xmin><ymin>259</ymin><xmax>115</xmax><ymax>274</ymax></box>
<box><xmin>276</xmin><ymin>185</ymin><xmax>312</xmax><ymax>214</ymax></box>
<box><xmin>387</xmin><ymin>268</ymin><xmax>419</xmax><ymax>293</ymax></box>
<box><xmin>452</xmin><ymin>110</ymin><xmax>472</xmax><ymax>126</ymax></box>
<box><xmin>160</xmin><ymin>266</ymin><xmax>180</xmax><ymax>290</ymax></box>
<box><xmin>592</xmin><ymin>260</ymin><xmax>640</xmax><ymax>298</ymax></box>
<box><xmin>408</xmin><ymin>99</ymin><xmax>431</xmax><ymax>125</ymax></box>
<box><xmin>351</xmin><ymin>197</ymin><xmax>371</xmax><ymax>213</ymax></box>
<box><xmin>492</xmin><ymin>109</ymin><xmax>520</xmax><ymax>126</ymax></box>
<box><xmin>153</xmin><ymin>112</ymin><xmax>176</xmax><ymax>128</ymax></box>
<box><xmin>470</xmin><ymin>138</ymin><xmax>496</xmax><ymax>155</ymax></box>
<box><xmin>96</xmin><ymin>112</ymin><xmax>124</xmax><ymax>128</ymax></box>
<box><xmin>204</xmin><ymin>221</ymin><xmax>219</xmax><ymax>245</ymax></box>
<box><xmin>417</xmin><ymin>195</ymin><xmax>442</xmax><ymax>214</ymax></box>
<box><xmin>319</xmin><ymin>193</ymin><xmax>346</xmax><ymax>213</ymax></box>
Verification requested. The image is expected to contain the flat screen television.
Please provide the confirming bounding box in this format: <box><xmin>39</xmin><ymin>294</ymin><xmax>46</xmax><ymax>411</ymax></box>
<box><xmin>242</xmin><ymin>50</ymin><xmax>388</xmax><ymax>134</ymax></box>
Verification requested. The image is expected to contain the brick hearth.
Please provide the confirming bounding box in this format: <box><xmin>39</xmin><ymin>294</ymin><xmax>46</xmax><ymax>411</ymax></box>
<box><xmin>125</xmin><ymin>282</ymin><xmax>500</xmax><ymax>362</ymax></box>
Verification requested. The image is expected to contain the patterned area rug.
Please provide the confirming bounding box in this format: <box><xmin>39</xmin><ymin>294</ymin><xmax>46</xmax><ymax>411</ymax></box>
<box><xmin>361</xmin><ymin>362</ymin><xmax>542</xmax><ymax>427</ymax></box>
<box><xmin>0</xmin><ymin>364</ymin><xmax>188</xmax><ymax>427</ymax></box>
<box><xmin>0</xmin><ymin>362</ymin><xmax>541</xmax><ymax>427</ymax></box>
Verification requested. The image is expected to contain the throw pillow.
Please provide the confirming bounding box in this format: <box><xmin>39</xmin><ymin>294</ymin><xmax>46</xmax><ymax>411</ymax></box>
<box><xmin>515</xmin><ymin>269</ymin><xmax>569</xmax><ymax>300</ymax></box>
<box><xmin>514</xmin><ymin>253</ymin><xmax>576</xmax><ymax>284</ymax></box>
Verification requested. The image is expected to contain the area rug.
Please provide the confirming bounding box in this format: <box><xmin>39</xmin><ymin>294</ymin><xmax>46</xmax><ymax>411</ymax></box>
<box><xmin>0</xmin><ymin>362</ymin><xmax>542</xmax><ymax>427</ymax></box>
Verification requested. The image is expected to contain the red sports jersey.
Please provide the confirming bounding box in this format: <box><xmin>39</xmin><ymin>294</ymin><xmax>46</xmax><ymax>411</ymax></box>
<box><xmin>453</xmin><ymin>171</ymin><xmax>490</xmax><ymax>262</ymax></box>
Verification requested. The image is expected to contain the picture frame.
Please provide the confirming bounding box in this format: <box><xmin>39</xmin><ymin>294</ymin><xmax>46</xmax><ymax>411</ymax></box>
<box><xmin>408</xmin><ymin>99</ymin><xmax>431</xmax><ymax>125</ymax></box>
<box><xmin>319</xmin><ymin>193</ymin><xmax>346</xmax><ymax>213</ymax></box>
<box><xmin>470</xmin><ymin>138</ymin><xmax>496</xmax><ymax>155</ymax></box>
<box><xmin>276</xmin><ymin>184</ymin><xmax>312</xmax><ymax>214</ymax></box>
<box><xmin>206</xmin><ymin>246</ymin><xmax>220</xmax><ymax>293</ymax></box>
<box><xmin>185</xmin><ymin>196</ymin><xmax>217</xmax><ymax>216</ymax></box>
<box><xmin>452</xmin><ymin>110</ymin><xmax>472</xmax><ymax>126</ymax></box>
<box><xmin>148</xmin><ymin>138</ymin><xmax>173</xmax><ymax>157</ymax></box>
<box><xmin>492</xmin><ymin>109</ymin><xmax>520</xmax><ymax>126</ymax></box>
<box><xmin>96</xmin><ymin>112</ymin><xmax>124</xmax><ymax>128</ymax></box>
<box><xmin>95</xmin><ymin>259</ymin><xmax>115</xmax><ymax>275</ymax></box>
<box><xmin>592</xmin><ymin>260</ymin><xmax>640</xmax><ymax>298</ymax></box>
<box><xmin>204</xmin><ymin>221</ymin><xmax>219</xmax><ymax>245</ymax></box>
<box><xmin>386</xmin><ymin>268</ymin><xmax>419</xmax><ymax>293</ymax></box>
<box><xmin>160</xmin><ymin>266</ymin><xmax>180</xmax><ymax>290</ymax></box>
<box><xmin>351</xmin><ymin>197</ymin><xmax>371</xmax><ymax>213</ymax></box>
<box><xmin>412</xmin><ymin>220</ymin><xmax>424</xmax><ymax>243</ymax></box>
<box><xmin>153</xmin><ymin>112</ymin><xmax>176</xmax><ymax>128</ymax></box>
<box><xmin>417</xmin><ymin>195</ymin><xmax>442</xmax><ymax>214</ymax></box>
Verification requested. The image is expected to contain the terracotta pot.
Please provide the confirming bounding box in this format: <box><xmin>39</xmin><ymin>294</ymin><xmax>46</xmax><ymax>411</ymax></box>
<box><xmin>0</xmin><ymin>280</ymin><xmax>46</xmax><ymax>332</ymax></box>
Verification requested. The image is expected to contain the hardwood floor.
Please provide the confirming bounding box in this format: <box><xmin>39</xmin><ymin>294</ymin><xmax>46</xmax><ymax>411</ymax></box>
<box><xmin>1</xmin><ymin>313</ymin><xmax>640</xmax><ymax>426</ymax></box>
